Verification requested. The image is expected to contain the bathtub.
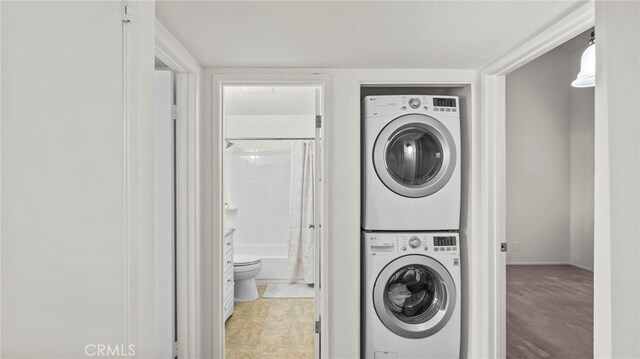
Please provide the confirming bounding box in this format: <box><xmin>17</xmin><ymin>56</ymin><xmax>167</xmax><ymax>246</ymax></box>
<box><xmin>234</xmin><ymin>244</ymin><xmax>299</xmax><ymax>282</ymax></box>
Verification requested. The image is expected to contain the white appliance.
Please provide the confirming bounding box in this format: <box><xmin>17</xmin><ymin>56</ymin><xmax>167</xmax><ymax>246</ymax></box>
<box><xmin>362</xmin><ymin>231</ymin><xmax>460</xmax><ymax>359</ymax></box>
<box><xmin>362</xmin><ymin>95</ymin><xmax>461</xmax><ymax>231</ymax></box>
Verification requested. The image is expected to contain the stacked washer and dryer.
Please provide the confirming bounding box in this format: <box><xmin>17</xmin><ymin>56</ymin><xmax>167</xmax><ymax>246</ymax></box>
<box><xmin>361</xmin><ymin>95</ymin><xmax>462</xmax><ymax>359</ymax></box>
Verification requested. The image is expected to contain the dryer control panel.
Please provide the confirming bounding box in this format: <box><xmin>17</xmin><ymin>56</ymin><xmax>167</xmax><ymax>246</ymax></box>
<box><xmin>361</xmin><ymin>95</ymin><xmax>460</xmax><ymax>118</ymax></box>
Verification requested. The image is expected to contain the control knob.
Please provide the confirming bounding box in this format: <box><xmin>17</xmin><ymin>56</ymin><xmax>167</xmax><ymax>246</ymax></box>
<box><xmin>408</xmin><ymin>236</ymin><xmax>421</xmax><ymax>249</ymax></box>
<box><xmin>409</xmin><ymin>98</ymin><xmax>421</xmax><ymax>109</ymax></box>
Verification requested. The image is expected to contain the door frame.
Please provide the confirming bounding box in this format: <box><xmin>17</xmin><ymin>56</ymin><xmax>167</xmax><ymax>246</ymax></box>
<box><xmin>155</xmin><ymin>20</ymin><xmax>203</xmax><ymax>358</ymax></box>
<box><xmin>479</xmin><ymin>2</ymin><xmax>595</xmax><ymax>357</ymax></box>
<box><xmin>210</xmin><ymin>73</ymin><xmax>331</xmax><ymax>359</ymax></box>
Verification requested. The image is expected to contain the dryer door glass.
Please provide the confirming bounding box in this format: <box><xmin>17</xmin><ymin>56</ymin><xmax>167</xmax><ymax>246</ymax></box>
<box><xmin>373</xmin><ymin>254</ymin><xmax>457</xmax><ymax>339</ymax></box>
<box><xmin>385</xmin><ymin>127</ymin><xmax>443</xmax><ymax>186</ymax></box>
<box><xmin>373</xmin><ymin>114</ymin><xmax>457</xmax><ymax>198</ymax></box>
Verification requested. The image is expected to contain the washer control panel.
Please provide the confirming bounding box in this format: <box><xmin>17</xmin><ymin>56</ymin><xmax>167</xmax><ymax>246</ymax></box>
<box><xmin>433</xmin><ymin>235</ymin><xmax>458</xmax><ymax>252</ymax></box>
<box><xmin>399</xmin><ymin>233</ymin><xmax>430</xmax><ymax>253</ymax></box>
<box><xmin>364</xmin><ymin>232</ymin><xmax>459</xmax><ymax>256</ymax></box>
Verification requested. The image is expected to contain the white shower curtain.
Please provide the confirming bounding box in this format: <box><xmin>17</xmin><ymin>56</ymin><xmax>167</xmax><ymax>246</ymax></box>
<box><xmin>287</xmin><ymin>141</ymin><xmax>315</xmax><ymax>284</ymax></box>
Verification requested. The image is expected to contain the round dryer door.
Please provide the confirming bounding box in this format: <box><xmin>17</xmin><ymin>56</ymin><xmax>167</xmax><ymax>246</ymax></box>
<box><xmin>373</xmin><ymin>254</ymin><xmax>456</xmax><ymax>339</ymax></box>
<box><xmin>373</xmin><ymin>114</ymin><xmax>456</xmax><ymax>198</ymax></box>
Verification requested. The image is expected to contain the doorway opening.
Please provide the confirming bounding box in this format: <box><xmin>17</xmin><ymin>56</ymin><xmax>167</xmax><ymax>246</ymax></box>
<box><xmin>504</xmin><ymin>28</ymin><xmax>595</xmax><ymax>359</ymax></box>
<box><xmin>220</xmin><ymin>83</ymin><xmax>324</xmax><ymax>359</ymax></box>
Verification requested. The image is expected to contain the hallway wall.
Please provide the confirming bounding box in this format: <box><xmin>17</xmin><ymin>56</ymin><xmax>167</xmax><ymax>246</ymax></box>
<box><xmin>1</xmin><ymin>2</ymin><xmax>158</xmax><ymax>357</ymax></box>
<box><xmin>506</xmin><ymin>47</ymin><xmax>572</xmax><ymax>264</ymax></box>
<box><xmin>569</xmin><ymin>46</ymin><xmax>595</xmax><ymax>271</ymax></box>
<box><xmin>506</xmin><ymin>31</ymin><xmax>595</xmax><ymax>269</ymax></box>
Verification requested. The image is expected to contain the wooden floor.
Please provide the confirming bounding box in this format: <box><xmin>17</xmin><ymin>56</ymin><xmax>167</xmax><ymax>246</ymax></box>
<box><xmin>224</xmin><ymin>285</ymin><xmax>315</xmax><ymax>359</ymax></box>
<box><xmin>507</xmin><ymin>265</ymin><xmax>593</xmax><ymax>359</ymax></box>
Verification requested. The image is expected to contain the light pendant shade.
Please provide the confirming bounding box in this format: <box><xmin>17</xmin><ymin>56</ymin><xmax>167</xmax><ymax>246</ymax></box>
<box><xmin>572</xmin><ymin>34</ymin><xmax>596</xmax><ymax>88</ymax></box>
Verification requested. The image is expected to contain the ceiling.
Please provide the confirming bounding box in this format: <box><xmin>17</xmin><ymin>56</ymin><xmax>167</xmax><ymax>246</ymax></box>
<box><xmin>156</xmin><ymin>1</ymin><xmax>586</xmax><ymax>69</ymax></box>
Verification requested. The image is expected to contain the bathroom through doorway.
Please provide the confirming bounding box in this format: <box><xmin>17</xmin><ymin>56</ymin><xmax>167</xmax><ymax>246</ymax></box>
<box><xmin>219</xmin><ymin>81</ymin><xmax>325</xmax><ymax>359</ymax></box>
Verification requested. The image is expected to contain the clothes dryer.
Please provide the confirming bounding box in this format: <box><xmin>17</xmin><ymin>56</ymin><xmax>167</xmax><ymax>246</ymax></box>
<box><xmin>362</xmin><ymin>95</ymin><xmax>461</xmax><ymax>231</ymax></box>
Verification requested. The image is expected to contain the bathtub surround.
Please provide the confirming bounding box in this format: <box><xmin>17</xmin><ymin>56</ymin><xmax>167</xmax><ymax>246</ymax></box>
<box><xmin>288</xmin><ymin>142</ymin><xmax>315</xmax><ymax>284</ymax></box>
<box><xmin>227</xmin><ymin>144</ymin><xmax>293</xmax><ymax>280</ymax></box>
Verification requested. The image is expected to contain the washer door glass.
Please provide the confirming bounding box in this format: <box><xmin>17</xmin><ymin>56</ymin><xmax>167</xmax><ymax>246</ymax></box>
<box><xmin>385</xmin><ymin>127</ymin><xmax>443</xmax><ymax>187</ymax></box>
<box><xmin>385</xmin><ymin>264</ymin><xmax>443</xmax><ymax>323</ymax></box>
<box><xmin>373</xmin><ymin>114</ymin><xmax>457</xmax><ymax>198</ymax></box>
<box><xmin>373</xmin><ymin>255</ymin><xmax>456</xmax><ymax>339</ymax></box>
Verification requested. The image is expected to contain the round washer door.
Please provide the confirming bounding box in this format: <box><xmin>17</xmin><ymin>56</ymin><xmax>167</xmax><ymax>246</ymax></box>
<box><xmin>373</xmin><ymin>254</ymin><xmax>456</xmax><ymax>339</ymax></box>
<box><xmin>373</xmin><ymin>114</ymin><xmax>456</xmax><ymax>198</ymax></box>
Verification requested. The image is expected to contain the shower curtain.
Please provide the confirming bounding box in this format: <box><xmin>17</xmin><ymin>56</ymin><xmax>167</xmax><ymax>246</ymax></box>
<box><xmin>287</xmin><ymin>141</ymin><xmax>315</xmax><ymax>284</ymax></box>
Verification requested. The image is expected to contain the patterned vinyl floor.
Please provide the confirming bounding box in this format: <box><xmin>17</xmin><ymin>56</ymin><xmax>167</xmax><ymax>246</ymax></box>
<box><xmin>225</xmin><ymin>285</ymin><xmax>315</xmax><ymax>359</ymax></box>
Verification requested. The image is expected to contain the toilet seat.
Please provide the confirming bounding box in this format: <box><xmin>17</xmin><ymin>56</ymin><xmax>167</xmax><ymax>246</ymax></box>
<box><xmin>234</xmin><ymin>254</ymin><xmax>262</xmax><ymax>267</ymax></box>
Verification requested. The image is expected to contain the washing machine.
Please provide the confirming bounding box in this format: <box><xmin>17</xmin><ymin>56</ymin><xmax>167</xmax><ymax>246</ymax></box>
<box><xmin>362</xmin><ymin>231</ymin><xmax>460</xmax><ymax>359</ymax></box>
<box><xmin>362</xmin><ymin>95</ymin><xmax>461</xmax><ymax>231</ymax></box>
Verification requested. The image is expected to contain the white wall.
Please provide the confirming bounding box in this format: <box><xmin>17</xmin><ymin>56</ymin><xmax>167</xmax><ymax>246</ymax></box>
<box><xmin>224</xmin><ymin>86</ymin><xmax>316</xmax><ymax>139</ymax></box>
<box><xmin>505</xmin><ymin>47</ymin><xmax>572</xmax><ymax>264</ymax></box>
<box><xmin>505</xmin><ymin>36</ymin><xmax>595</xmax><ymax>268</ymax></box>
<box><xmin>569</xmin><ymin>48</ymin><xmax>595</xmax><ymax>271</ymax></box>
<box><xmin>1</xmin><ymin>2</ymin><xmax>158</xmax><ymax>357</ymax></box>
<box><xmin>226</xmin><ymin>115</ymin><xmax>315</xmax><ymax>139</ymax></box>
<box><xmin>594</xmin><ymin>2</ymin><xmax>640</xmax><ymax>357</ymax></box>
<box><xmin>204</xmin><ymin>69</ymin><xmax>478</xmax><ymax>359</ymax></box>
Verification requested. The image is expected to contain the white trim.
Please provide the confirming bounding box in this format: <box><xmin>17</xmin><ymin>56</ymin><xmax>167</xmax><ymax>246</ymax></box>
<box><xmin>210</xmin><ymin>72</ymin><xmax>331</xmax><ymax>359</ymax></box>
<box><xmin>0</xmin><ymin>2</ymin><xmax>3</xmax><ymax>355</ymax></box>
<box><xmin>570</xmin><ymin>262</ymin><xmax>594</xmax><ymax>272</ymax></box>
<box><xmin>155</xmin><ymin>20</ymin><xmax>203</xmax><ymax>359</ymax></box>
<box><xmin>480</xmin><ymin>2</ymin><xmax>595</xmax><ymax>358</ymax></box>
<box><xmin>481</xmin><ymin>2</ymin><xmax>596</xmax><ymax>75</ymax></box>
<box><xmin>506</xmin><ymin>262</ymin><xmax>571</xmax><ymax>266</ymax></box>
<box><xmin>506</xmin><ymin>262</ymin><xmax>594</xmax><ymax>272</ymax></box>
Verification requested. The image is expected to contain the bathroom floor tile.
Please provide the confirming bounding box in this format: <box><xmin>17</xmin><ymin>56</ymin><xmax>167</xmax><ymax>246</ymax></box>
<box><xmin>224</xmin><ymin>285</ymin><xmax>315</xmax><ymax>359</ymax></box>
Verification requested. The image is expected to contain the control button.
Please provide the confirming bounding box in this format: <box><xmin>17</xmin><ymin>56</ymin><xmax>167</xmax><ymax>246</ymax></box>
<box><xmin>408</xmin><ymin>98</ymin><xmax>421</xmax><ymax>109</ymax></box>
<box><xmin>408</xmin><ymin>236</ymin><xmax>421</xmax><ymax>249</ymax></box>
<box><xmin>424</xmin><ymin>246</ymin><xmax>428</xmax><ymax>251</ymax></box>
<box><xmin>446</xmin><ymin>247</ymin><xmax>451</xmax><ymax>251</ymax></box>
<box><xmin>402</xmin><ymin>246</ymin><xmax>407</xmax><ymax>251</ymax></box>
<box><xmin>434</xmin><ymin>248</ymin><xmax>439</xmax><ymax>252</ymax></box>
<box><xmin>423</xmin><ymin>106</ymin><xmax>428</xmax><ymax>110</ymax></box>
<box><xmin>453</xmin><ymin>109</ymin><xmax>457</xmax><ymax>112</ymax></box>
<box><xmin>401</xmin><ymin>106</ymin><xmax>407</xmax><ymax>110</ymax></box>
<box><xmin>446</xmin><ymin>108</ymin><xmax>451</xmax><ymax>112</ymax></box>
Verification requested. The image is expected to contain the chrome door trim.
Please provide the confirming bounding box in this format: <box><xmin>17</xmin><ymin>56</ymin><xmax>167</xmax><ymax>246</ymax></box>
<box><xmin>373</xmin><ymin>114</ymin><xmax>456</xmax><ymax>198</ymax></box>
<box><xmin>373</xmin><ymin>254</ymin><xmax>456</xmax><ymax>339</ymax></box>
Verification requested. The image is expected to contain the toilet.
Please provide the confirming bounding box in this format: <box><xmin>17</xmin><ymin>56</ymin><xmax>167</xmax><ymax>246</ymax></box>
<box><xmin>233</xmin><ymin>254</ymin><xmax>263</xmax><ymax>302</ymax></box>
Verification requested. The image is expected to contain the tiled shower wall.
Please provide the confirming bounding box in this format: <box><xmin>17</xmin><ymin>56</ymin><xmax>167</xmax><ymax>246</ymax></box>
<box><xmin>226</xmin><ymin>144</ymin><xmax>292</xmax><ymax>279</ymax></box>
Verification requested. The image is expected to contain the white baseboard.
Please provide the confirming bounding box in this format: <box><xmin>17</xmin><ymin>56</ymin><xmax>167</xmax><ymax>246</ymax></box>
<box><xmin>569</xmin><ymin>262</ymin><xmax>594</xmax><ymax>272</ymax></box>
<box><xmin>506</xmin><ymin>261</ymin><xmax>570</xmax><ymax>266</ymax></box>
<box><xmin>256</xmin><ymin>279</ymin><xmax>307</xmax><ymax>285</ymax></box>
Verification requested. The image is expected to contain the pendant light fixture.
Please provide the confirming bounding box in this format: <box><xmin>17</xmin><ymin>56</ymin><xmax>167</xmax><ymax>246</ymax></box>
<box><xmin>572</xmin><ymin>31</ymin><xmax>596</xmax><ymax>88</ymax></box>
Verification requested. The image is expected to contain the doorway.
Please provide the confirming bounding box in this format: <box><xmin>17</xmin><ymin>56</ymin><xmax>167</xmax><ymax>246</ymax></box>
<box><xmin>219</xmin><ymin>82</ymin><xmax>325</xmax><ymax>359</ymax></box>
<box><xmin>504</xmin><ymin>28</ymin><xmax>595</xmax><ymax>358</ymax></box>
